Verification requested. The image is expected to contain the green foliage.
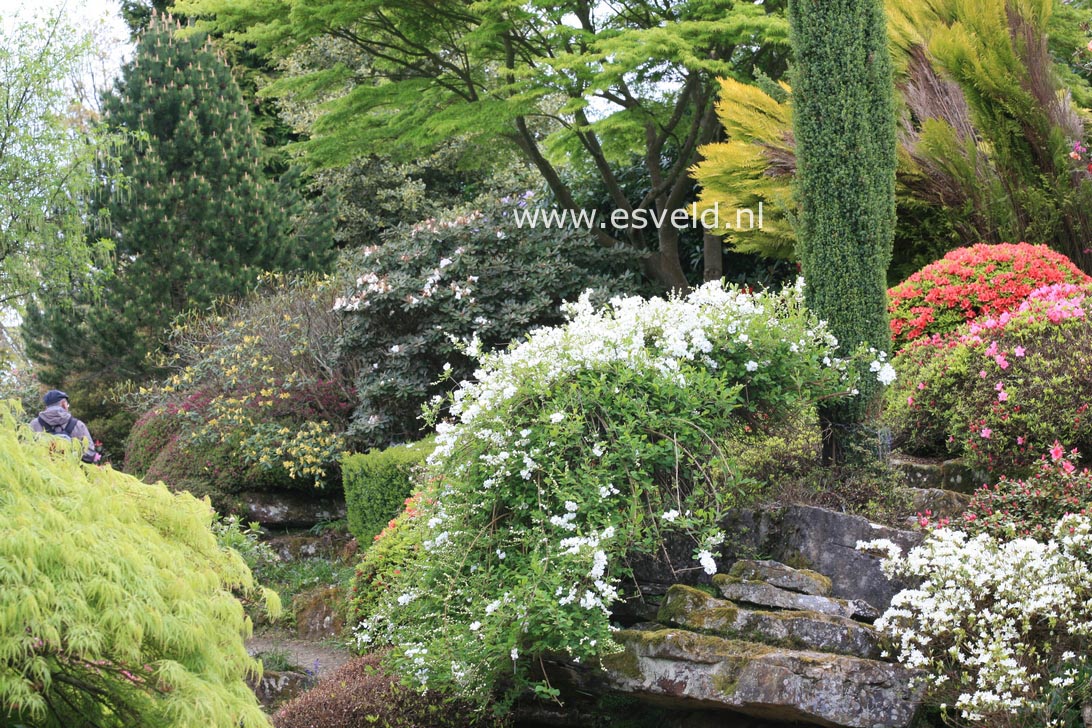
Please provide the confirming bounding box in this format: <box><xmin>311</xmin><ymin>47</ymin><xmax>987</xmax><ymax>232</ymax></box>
<box><xmin>124</xmin><ymin>275</ymin><xmax>355</xmax><ymax>502</ymax></box>
<box><xmin>257</xmin><ymin>558</ymin><xmax>356</xmax><ymax>615</ymax></box>
<box><xmin>0</xmin><ymin>404</ymin><xmax>276</xmax><ymax>727</ymax></box>
<box><xmin>0</xmin><ymin>9</ymin><xmax>119</xmax><ymax>304</ymax></box>
<box><xmin>789</xmin><ymin>0</ymin><xmax>897</xmax><ymax>441</ymax></box>
<box><xmin>334</xmin><ymin>192</ymin><xmax>642</xmax><ymax>447</ymax></box>
<box><xmin>174</xmin><ymin>0</ymin><xmax>790</xmax><ymax>288</ymax></box>
<box><xmin>963</xmin><ymin>447</ymin><xmax>1092</xmax><ymax>541</ymax></box>
<box><xmin>885</xmin><ymin>284</ymin><xmax>1092</xmax><ymax>476</ymax></box>
<box><xmin>271</xmin><ymin>654</ymin><xmax>504</xmax><ymax>728</ymax></box>
<box><xmin>349</xmin><ymin>491</ymin><xmax>430</xmax><ymax>625</ymax></box>
<box><xmin>343</xmin><ymin>440</ymin><xmax>433</xmax><ymax>545</ymax></box>
<box><xmin>23</xmin><ymin>13</ymin><xmax>333</xmax><ymax>390</ymax></box>
<box><xmin>887</xmin><ymin>0</ymin><xmax>1092</xmax><ymax>274</ymax></box>
<box><xmin>353</xmin><ymin>282</ymin><xmax>863</xmax><ymax>706</ymax></box>
<box><xmin>694</xmin><ymin>0</ymin><xmax>1092</xmax><ymax>281</ymax></box>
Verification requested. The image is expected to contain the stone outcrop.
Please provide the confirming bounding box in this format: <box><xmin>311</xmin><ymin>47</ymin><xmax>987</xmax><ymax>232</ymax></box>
<box><xmin>604</xmin><ymin>629</ymin><xmax>919</xmax><ymax>728</ymax></box>
<box><xmin>597</xmin><ymin>559</ymin><xmax>922</xmax><ymax>728</ymax></box>
<box><xmin>238</xmin><ymin>490</ymin><xmax>347</xmax><ymax>528</ymax></box>
<box><xmin>660</xmin><ymin>585</ymin><xmax>881</xmax><ymax>659</ymax></box>
<box><xmin>713</xmin><ymin>575</ymin><xmax>880</xmax><ymax>623</ymax></box>
<box><xmin>728</xmin><ymin>559</ymin><xmax>832</xmax><ymax>596</ymax></box>
<box><xmin>890</xmin><ymin>454</ymin><xmax>985</xmax><ymax>494</ymax></box>
<box><xmin>249</xmin><ymin>669</ymin><xmax>315</xmax><ymax>708</ymax></box>
<box><xmin>624</xmin><ymin>504</ymin><xmax>923</xmax><ymax>621</ymax></box>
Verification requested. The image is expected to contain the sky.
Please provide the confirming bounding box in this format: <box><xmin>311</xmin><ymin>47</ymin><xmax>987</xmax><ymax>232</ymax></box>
<box><xmin>1</xmin><ymin>0</ymin><xmax>132</xmax><ymax>92</ymax></box>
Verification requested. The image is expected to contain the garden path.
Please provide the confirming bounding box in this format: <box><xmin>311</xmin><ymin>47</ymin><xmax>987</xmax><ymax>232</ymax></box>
<box><xmin>247</xmin><ymin>630</ymin><xmax>353</xmax><ymax>678</ymax></box>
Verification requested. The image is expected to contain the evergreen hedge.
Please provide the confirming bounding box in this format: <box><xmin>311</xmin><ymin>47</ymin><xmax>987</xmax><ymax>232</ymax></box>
<box><xmin>342</xmin><ymin>440</ymin><xmax>433</xmax><ymax>545</ymax></box>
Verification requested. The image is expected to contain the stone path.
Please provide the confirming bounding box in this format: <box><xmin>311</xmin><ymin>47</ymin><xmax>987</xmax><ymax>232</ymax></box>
<box><xmin>247</xmin><ymin>630</ymin><xmax>354</xmax><ymax>679</ymax></box>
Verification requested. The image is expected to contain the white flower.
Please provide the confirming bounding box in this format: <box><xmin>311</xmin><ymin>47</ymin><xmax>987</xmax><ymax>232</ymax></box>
<box><xmin>745</xmin><ymin>360</ymin><xmax>759</xmax><ymax>372</ymax></box>
<box><xmin>876</xmin><ymin>362</ymin><xmax>897</xmax><ymax>386</ymax></box>
<box><xmin>662</xmin><ymin>509</ymin><xmax>680</xmax><ymax>522</ymax></box>
<box><xmin>564</xmin><ymin>500</ymin><xmax>579</xmax><ymax>512</ymax></box>
<box><xmin>510</xmin><ymin>648</ymin><xmax>519</xmax><ymax>661</ymax></box>
<box><xmin>469</xmin><ymin>621</ymin><xmax>481</xmax><ymax>631</ymax></box>
<box><xmin>696</xmin><ymin>549</ymin><xmax>717</xmax><ymax>575</ymax></box>
<box><xmin>549</xmin><ymin>412</ymin><xmax>566</xmax><ymax>424</ymax></box>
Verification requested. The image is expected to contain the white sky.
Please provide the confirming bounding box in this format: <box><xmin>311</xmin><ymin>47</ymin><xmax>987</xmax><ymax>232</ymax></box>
<box><xmin>1</xmin><ymin>0</ymin><xmax>132</xmax><ymax>92</ymax></box>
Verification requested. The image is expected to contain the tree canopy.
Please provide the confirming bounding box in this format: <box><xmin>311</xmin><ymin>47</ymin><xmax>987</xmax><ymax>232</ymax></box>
<box><xmin>0</xmin><ymin>10</ymin><xmax>118</xmax><ymax>306</ymax></box>
<box><xmin>23</xmin><ymin>12</ymin><xmax>333</xmax><ymax>388</ymax></box>
<box><xmin>174</xmin><ymin>0</ymin><xmax>790</xmax><ymax>288</ymax></box>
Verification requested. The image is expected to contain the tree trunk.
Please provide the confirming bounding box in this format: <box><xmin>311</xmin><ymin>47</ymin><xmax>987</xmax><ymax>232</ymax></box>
<box><xmin>703</xmin><ymin>231</ymin><xmax>723</xmax><ymax>282</ymax></box>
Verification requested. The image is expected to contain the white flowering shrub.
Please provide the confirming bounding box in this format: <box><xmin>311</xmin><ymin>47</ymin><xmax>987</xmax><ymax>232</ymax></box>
<box><xmin>333</xmin><ymin>193</ymin><xmax>641</xmax><ymax>448</ymax></box>
<box><xmin>356</xmin><ymin>280</ymin><xmax>871</xmax><ymax>706</ymax></box>
<box><xmin>861</xmin><ymin>516</ymin><xmax>1092</xmax><ymax>727</ymax></box>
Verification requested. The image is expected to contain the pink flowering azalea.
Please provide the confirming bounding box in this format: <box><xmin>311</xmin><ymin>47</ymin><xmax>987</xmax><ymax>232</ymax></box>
<box><xmin>998</xmin><ymin>391</ymin><xmax>1008</xmax><ymax>402</ymax></box>
<box><xmin>1017</xmin><ymin>436</ymin><xmax>1026</xmax><ymax>445</ymax></box>
<box><xmin>981</xmin><ymin>427</ymin><xmax>992</xmax><ymax>439</ymax></box>
<box><xmin>907</xmin><ymin>396</ymin><xmax>915</xmax><ymax>406</ymax></box>
<box><xmin>995</xmin><ymin>354</ymin><xmax>1009</xmax><ymax>369</ymax></box>
<box><xmin>1014</xmin><ymin>346</ymin><xmax>1026</xmax><ymax>357</ymax></box>
<box><xmin>1062</xmin><ymin>460</ymin><xmax>1076</xmax><ymax>474</ymax></box>
<box><xmin>1050</xmin><ymin>441</ymin><xmax>1065</xmax><ymax>461</ymax></box>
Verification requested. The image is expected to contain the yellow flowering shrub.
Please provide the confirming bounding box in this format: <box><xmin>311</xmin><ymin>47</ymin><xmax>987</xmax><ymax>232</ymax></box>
<box><xmin>125</xmin><ymin>275</ymin><xmax>354</xmax><ymax>500</ymax></box>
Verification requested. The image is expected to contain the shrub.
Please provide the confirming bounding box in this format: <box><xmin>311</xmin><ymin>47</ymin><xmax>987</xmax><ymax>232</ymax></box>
<box><xmin>349</xmin><ymin>490</ymin><xmax>429</xmax><ymax>624</ymax></box>
<box><xmin>1</xmin><ymin>404</ymin><xmax>278</xmax><ymax>727</ymax></box>
<box><xmin>861</xmin><ymin>516</ymin><xmax>1092</xmax><ymax>727</ymax></box>
<box><xmin>353</xmin><ymin>281</ymin><xmax>889</xmax><ymax>705</ymax></box>
<box><xmin>126</xmin><ymin>274</ymin><xmax>355</xmax><ymax>498</ymax></box>
<box><xmin>124</xmin><ymin>407</ymin><xmax>185</xmax><ymax>479</ymax></box>
<box><xmin>343</xmin><ymin>439</ymin><xmax>433</xmax><ymax>545</ymax></box>
<box><xmin>885</xmin><ymin>283</ymin><xmax>1092</xmax><ymax>475</ymax></box>
<box><xmin>887</xmin><ymin>242</ymin><xmax>1089</xmax><ymax>349</ymax></box>
<box><xmin>962</xmin><ymin>445</ymin><xmax>1092</xmax><ymax>541</ymax></box>
<box><xmin>272</xmin><ymin>653</ymin><xmax>502</xmax><ymax>728</ymax></box>
<box><xmin>333</xmin><ymin>191</ymin><xmax>644</xmax><ymax>447</ymax></box>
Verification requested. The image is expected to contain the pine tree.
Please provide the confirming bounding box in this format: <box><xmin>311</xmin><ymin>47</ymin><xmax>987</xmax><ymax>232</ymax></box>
<box><xmin>788</xmin><ymin>0</ymin><xmax>897</xmax><ymax>462</ymax></box>
<box><xmin>24</xmin><ymin>13</ymin><xmax>330</xmax><ymax>387</ymax></box>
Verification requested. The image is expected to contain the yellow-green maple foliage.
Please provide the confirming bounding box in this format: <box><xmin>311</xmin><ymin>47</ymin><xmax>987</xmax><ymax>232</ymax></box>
<box><xmin>691</xmin><ymin>78</ymin><xmax>796</xmax><ymax>258</ymax></box>
<box><xmin>0</xmin><ymin>405</ymin><xmax>277</xmax><ymax>727</ymax></box>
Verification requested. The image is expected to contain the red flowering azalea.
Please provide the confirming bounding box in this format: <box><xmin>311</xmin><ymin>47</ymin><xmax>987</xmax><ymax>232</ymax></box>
<box><xmin>888</xmin><ymin>243</ymin><xmax>1090</xmax><ymax>349</ymax></box>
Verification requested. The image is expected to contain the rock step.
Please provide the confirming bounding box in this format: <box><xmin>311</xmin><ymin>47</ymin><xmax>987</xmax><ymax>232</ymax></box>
<box><xmin>728</xmin><ymin>559</ymin><xmax>832</xmax><ymax>596</ymax></box>
<box><xmin>713</xmin><ymin>574</ymin><xmax>880</xmax><ymax>623</ymax></box>
<box><xmin>603</xmin><ymin>628</ymin><xmax>921</xmax><ymax>728</ymax></box>
<box><xmin>659</xmin><ymin>585</ymin><xmax>881</xmax><ymax>660</ymax></box>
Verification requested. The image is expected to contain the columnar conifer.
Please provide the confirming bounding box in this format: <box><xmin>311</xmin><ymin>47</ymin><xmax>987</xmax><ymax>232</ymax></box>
<box><xmin>787</xmin><ymin>0</ymin><xmax>897</xmax><ymax>461</ymax></box>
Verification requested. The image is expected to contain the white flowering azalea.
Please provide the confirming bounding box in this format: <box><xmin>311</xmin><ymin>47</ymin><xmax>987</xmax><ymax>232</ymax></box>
<box><xmin>861</xmin><ymin>515</ymin><xmax>1092</xmax><ymax>726</ymax></box>
<box><xmin>366</xmin><ymin>279</ymin><xmax>867</xmax><ymax>706</ymax></box>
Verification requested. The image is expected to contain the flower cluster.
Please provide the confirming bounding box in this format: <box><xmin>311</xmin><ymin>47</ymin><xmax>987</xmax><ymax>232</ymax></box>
<box><xmin>353</xmin><ymin>280</ymin><xmax>872</xmax><ymax>706</ymax></box>
<box><xmin>861</xmin><ymin>515</ymin><xmax>1092</xmax><ymax>726</ymax></box>
<box><xmin>887</xmin><ymin>243</ymin><xmax>1089</xmax><ymax>349</ymax></box>
<box><xmin>886</xmin><ymin>279</ymin><xmax>1092</xmax><ymax>475</ymax></box>
<box><xmin>962</xmin><ymin>445</ymin><xmax>1092</xmax><ymax>541</ymax></box>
